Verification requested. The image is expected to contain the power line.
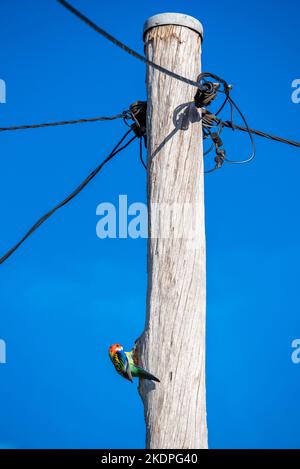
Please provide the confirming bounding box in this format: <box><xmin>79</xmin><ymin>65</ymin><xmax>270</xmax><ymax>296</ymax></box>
<box><xmin>57</xmin><ymin>0</ymin><xmax>300</xmax><ymax>158</ymax></box>
<box><xmin>201</xmin><ymin>105</ymin><xmax>300</xmax><ymax>171</ymax></box>
<box><xmin>0</xmin><ymin>113</ymin><xmax>125</xmax><ymax>132</ymax></box>
<box><xmin>57</xmin><ymin>0</ymin><xmax>205</xmax><ymax>91</ymax></box>
<box><xmin>139</xmin><ymin>137</ymin><xmax>147</xmax><ymax>170</ymax></box>
<box><xmin>220</xmin><ymin>120</ymin><xmax>300</xmax><ymax>149</ymax></box>
<box><xmin>1</xmin><ymin>1</ymin><xmax>298</xmax><ymax>151</ymax></box>
<box><xmin>196</xmin><ymin>75</ymin><xmax>300</xmax><ymax>171</ymax></box>
<box><xmin>0</xmin><ymin>129</ymin><xmax>136</xmax><ymax>265</ymax></box>
<box><xmin>1</xmin><ymin>0</ymin><xmax>300</xmax><ymax>264</ymax></box>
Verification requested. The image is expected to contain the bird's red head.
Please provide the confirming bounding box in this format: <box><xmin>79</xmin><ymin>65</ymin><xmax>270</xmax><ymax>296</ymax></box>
<box><xmin>109</xmin><ymin>343</ymin><xmax>123</xmax><ymax>357</ymax></box>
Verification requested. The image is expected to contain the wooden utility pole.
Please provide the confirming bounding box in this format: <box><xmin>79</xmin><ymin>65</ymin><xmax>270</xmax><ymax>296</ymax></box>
<box><xmin>137</xmin><ymin>14</ymin><xmax>207</xmax><ymax>449</ymax></box>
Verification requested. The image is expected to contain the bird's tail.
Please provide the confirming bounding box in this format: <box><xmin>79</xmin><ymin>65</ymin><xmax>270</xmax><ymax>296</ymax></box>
<box><xmin>137</xmin><ymin>366</ymin><xmax>160</xmax><ymax>383</ymax></box>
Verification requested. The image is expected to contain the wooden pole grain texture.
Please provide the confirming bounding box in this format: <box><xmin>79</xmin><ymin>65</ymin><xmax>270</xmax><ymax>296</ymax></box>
<box><xmin>137</xmin><ymin>15</ymin><xmax>208</xmax><ymax>449</ymax></box>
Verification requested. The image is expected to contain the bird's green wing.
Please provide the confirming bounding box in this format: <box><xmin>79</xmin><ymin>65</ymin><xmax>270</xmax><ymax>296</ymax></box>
<box><xmin>115</xmin><ymin>350</ymin><xmax>133</xmax><ymax>382</ymax></box>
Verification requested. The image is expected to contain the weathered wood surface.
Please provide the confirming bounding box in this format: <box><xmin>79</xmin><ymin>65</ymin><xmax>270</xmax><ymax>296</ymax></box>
<box><xmin>137</xmin><ymin>23</ymin><xmax>208</xmax><ymax>449</ymax></box>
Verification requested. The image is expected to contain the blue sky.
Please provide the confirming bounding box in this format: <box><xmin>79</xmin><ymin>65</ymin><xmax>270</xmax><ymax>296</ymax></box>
<box><xmin>0</xmin><ymin>0</ymin><xmax>300</xmax><ymax>449</ymax></box>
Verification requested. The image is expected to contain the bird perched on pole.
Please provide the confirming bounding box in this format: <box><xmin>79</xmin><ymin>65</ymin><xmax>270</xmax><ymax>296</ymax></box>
<box><xmin>109</xmin><ymin>343</ymin><xmax>160</xmax><ymax>383</ymax></box>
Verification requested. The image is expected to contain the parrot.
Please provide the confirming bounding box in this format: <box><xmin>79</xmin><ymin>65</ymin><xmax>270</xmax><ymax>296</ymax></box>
<box><xmin>108</xmin><ymin>343</ymin><xmax>160</xmax><ymax>383</ymax></box>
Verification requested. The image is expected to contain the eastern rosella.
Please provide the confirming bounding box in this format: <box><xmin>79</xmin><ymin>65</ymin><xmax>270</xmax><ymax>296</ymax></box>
<box><xmin>109</xmin><ymin>343</ymin><xmax>160</xmax><ymax>383</ymax></box>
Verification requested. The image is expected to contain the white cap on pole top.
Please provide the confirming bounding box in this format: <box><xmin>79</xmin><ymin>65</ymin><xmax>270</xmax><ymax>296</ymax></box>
<box><xmin>143</xmin><ymin>13</ymin><xmax>203</xmax><ymax>42</ymax></box>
